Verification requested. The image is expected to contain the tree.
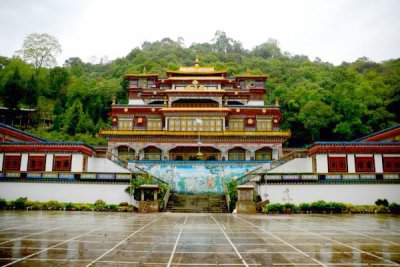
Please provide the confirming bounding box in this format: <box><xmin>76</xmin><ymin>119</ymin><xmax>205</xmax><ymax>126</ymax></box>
<box><xmin>24</xmin><ymin>74</ymin><xmax>38</xmax><ymax>108</ymax></box>
<box><xmin>16</xmin><ymin>33</ymin><xmax>62</xmax><ymax>71</ymax></box>
<box><xmin>2</xmin><ymin>68</ymin><xmax>25</xmax><ymax>110</ymax></box>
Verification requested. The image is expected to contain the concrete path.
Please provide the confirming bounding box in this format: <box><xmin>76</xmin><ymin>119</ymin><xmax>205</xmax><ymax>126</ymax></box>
<box><xmin>0</xmin><ymin>212</ymin><xmax>399</xmax><ymax>266</ymax></box>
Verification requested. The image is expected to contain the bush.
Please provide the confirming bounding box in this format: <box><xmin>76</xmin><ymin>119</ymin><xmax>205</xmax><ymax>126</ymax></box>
<box><xmin>299</xmin><ymin>203</ymin><xmax>311</xmax><ymax>213</ymax></box>
<box><xmin>284</xmin><ymin>203</ymin><xmax>298</xmax><ymax>213</ymax></box>
<box><xmin>106</xmin><ymin>204</ymin><xmax>119</xmax><ymax>212</ymax></box>
<box><xmin>94</xmin><ymin>199</ymin><xmax>106</xmax><ymax>211</ymax></box>
<box><xmin>43</xmin><ymin>200</ymin><xmax>64</xmax><ymax>210</ymax></box>
<box><xmin>119</xmin><ymin>202</ymin><xmax>129</xmax><ymax>206</ymax></box>
<box><xmin>0</xmin><ymin>198</ymin><xmax>6</xmax><ymax>209</ymax></box>
<box><xmin>375</xmin><ymin>199</ymin><xmax>389</xmax><ymax>207</ymax></box>
<box><xmin>65</xmin><ymin>202</ymin><xmax>75</xmax><ymax>211</ymax></box>
<box><xmin>389</xmin><ymin>202</ymin><xmax>400</xmax><ymax>214</ymax></box>
<box><xmin>264</xmin><ymin>203</ymin><xmax>285</xmax><ymax>213</ymax></box>
<box><xmin>77</xmin><ymin>204</ymin><xmax>92</xmax><ymax>211</ymax></box>
<box><xmin>310</xmin><ymin>200</ymin><xmax>328</xmax><ymax>213</ymax></box>
<box><xmin>328</xmin><ymin>202</ymin><xmax>346</xmax><ymax>213</ymax></box>
<box><xmin>26</xmin><ymin>200</ymin><xmax>43</xmax><ymax>210</ymax></box>
<box><xmin>13</xmin><ymin>197</ymin><xmax>28</xmax><ymax>210</ymax></box>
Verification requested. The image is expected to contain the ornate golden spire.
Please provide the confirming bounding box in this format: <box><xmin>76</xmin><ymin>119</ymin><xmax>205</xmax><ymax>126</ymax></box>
<box><xmin>194</xmin><ymin>56</ymin><xmax>200</xmax><ymax>70</ymax></box>
<box><xmin>143</xmin><ymin>67</ymin><xmax>147</xmax><ymax>74</ymax></box>
<box><xmin>275</xmin><ymin>97</ymin><xmax>280</xmax><ymax>106</ymax></box>
<box><xmin>246</xmin><ymin>68</ymin><xmax>251</xmax><ymax>74</ymax></box>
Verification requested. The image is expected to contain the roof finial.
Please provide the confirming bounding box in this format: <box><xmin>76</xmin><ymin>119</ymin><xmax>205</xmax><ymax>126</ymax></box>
<box><xmin>143</xmin><ymin>67</ymin><xmax>147</xmax><ymax>74</ymax></box>
<box><xmin>275</xmin><ymin>97</ymin><xmax>279</xmax><ymax>106</ymax></box>
<box><xmin>195</xmin><ymin>56</ymin><xmax>200</xmax><ymax>70</ymax></box>
<box><xmin>246</xmin><ymin>68</ymin><xmax>250</xmax><ymax>74</ymax></box>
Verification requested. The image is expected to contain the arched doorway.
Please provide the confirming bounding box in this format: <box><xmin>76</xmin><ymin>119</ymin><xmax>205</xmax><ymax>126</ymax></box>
<box><xmin>169</xmin><ymin>146</ymin><xmax>221</xmax><ymax>161</ymax></box>
<box><xmin>255</xmin><ymin>147</ymin><xmax>272</xmax><ymax>161</ymax></box>
<box><xmin>117</xmin><ymin>146</ymin><xmax>135</xmax><ymax>162</ymax></box>
<box><xmin>228</xmin><ymin>147</ymin><xmax>246</xmax><ymax>161</ymax></box>
<box><xmin>143</xmin><ymin>146</ymin><xmax>162</xmax><ymax>160</ymax></box>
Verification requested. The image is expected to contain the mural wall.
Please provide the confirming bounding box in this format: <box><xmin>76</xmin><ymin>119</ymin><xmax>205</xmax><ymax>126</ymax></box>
<box><xmin>129</xmin><ymin>161</ymin><xmax>268</xmax><ymax>194</ymax></box>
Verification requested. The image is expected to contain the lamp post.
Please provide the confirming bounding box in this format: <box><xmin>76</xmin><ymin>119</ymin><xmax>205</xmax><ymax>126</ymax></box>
<box><xmin>195</xmin><ymin>118</ymin><xmax>203</xmax><ymax>160</ymax></box>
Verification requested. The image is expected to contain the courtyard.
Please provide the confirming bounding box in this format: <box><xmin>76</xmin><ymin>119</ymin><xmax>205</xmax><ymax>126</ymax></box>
<box><xmin>0</xmin><ymin>212</ymin><xmax>399</xmax><ymax>266</ymax></box>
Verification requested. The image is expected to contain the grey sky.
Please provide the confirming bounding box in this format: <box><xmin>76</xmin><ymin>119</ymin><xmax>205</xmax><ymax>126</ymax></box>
<box><xmin>0</xmin><ymin>0</ymin><xmax>399</xmax><ymax>65</ymax></box>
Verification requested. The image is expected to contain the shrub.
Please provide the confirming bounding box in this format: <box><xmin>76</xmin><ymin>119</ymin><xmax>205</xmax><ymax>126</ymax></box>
<box><xmin>389</xmin><ymin>202</ymin><xmax>400</xmax><ymax>214</ymax></box>
<box><xmin>284</xmin><ymin>203</ymin><xmax>298</xmax><ymax>213</ymax></box>
<box><xmin>77</xmin><ymin>204</ymin><xmax>92</xmax><ymax>211</ymax></box>
<box><xmin>94</xmin><ymin>199</ymin><xmax>106</xmax><ymax>211</ymax></box>
<box><xmin>375</xmin><ymin>199</ymin><xmax>389</xmax><ymax>207</ymax></box>
<box><xmin>264</xmin><ymin>203</ymin><xmax>285</xmax><ymax>213</ymax></box>
<box><xmin>106</xmin><ymin>204</ymin><xmax>119</xmax><ymax>212</ymax></box>
<box><xmin>328</xmin><ymin>202</ymin><xmax>346</xmax><ymax>213</ymax></box>
<box><xmin>13</xmin><ymin>197</ymin><xmax>28</xmax><ymax>210</ymax></box>
<box><xmin>26</xmin><ymin>200</ymin><xmax>43</xmax><ymax>210</ymax></box>
<box><xmin>118</xmin><ymin>206</ymin><xmax>133</xmax><ymax>212</ymax></box>
<box><xmin>0</xmin><ymin>198</ymin><xmax>6</xmax><ymax>209</ymax></box>
<box><xmin>310</xmin><ymin>200</ymin><xmax>328</xmax><ymax>213</ymax></box>
<box><xmin>65</xmin><ymin>202</ymin><xmax>75</xmax><ymax>211</ymax></box>
<box><xmin>299</xmin><ymin>203</ymin><xmax>311</xmax><ymax>213</ymax></box>
<box><xmin>43</xmin><ymin>200</ymin><xmax>64</xmax><ymax>210</ymax></box>
<box><xmin>119</xmin><ymin>202</ymin><xmax>129</xmax><ymax>206</ymax></box>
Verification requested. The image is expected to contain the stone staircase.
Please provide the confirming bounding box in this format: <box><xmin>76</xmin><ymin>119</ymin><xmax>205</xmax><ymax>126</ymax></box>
<box><xmin>166</xmin><ymin>194</ymin><xmax>229</xmax><ymax>213</ymax></box>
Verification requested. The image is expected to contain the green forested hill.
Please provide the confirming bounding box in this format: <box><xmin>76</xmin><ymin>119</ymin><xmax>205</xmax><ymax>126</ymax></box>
<box><xmin>0</xmin><ymin>32</ymin><xmax>399</xmax><ymax>146</ymax></box>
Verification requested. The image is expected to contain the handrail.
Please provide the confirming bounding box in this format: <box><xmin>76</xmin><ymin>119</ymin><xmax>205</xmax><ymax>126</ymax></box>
<box><xmin>163</xmin><ymin>188</ymin><xmax>171</xmax><ymax>211</ymax></box>
<box><xmin>106</xmin><ymin>150</ymin><xmax>168</xmax><ymax>185</ymax></box>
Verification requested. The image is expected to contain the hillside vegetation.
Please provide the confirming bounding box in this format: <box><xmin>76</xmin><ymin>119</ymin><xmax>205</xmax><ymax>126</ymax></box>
<box><xmin>0</xmin><ymin>31</ymin><xmax>399</xmax><ymax>146</ymax></box>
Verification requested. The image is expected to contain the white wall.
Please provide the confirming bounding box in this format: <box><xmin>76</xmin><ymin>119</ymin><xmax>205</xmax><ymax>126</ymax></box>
<box><xmin>0</xmin><ymin>154</ymin><xmax>3</xmax><ymax>171</ymax></box>
<box><xmin>374</xmin><ymin>154</ymin><xmax>383</xmax><ymax>173</ymax></box>
<box><xmin>71</xmin><ymin>154</ymin><xmax>83</xmax><ymax>172</ymax></box>
<box><xmin>87</xmin><ymin>157</ymin><xmax>130</xmax><ymax>173</ymax></box>
<box><xmin>45</xmin><ymin>154</ymin><xmax>53</xmax><ymax>171</ymax></box>
<box><xmin>258</xmin><ymin>184</ymin><xmax>400</xmax><ymax>205</ymax></box>
<box><xmin>20</xmin><ymin>154</ymin><xmax>28</xmax><ymax>171</ymax></box>
<box><xmin>316</xmin><ymin>154</ymin><xmax>328</xmax><ymax>173</ymax></box>
<box><xmin>267</xmin><ymin>158</ymin><xmax>312</xmax><ymax>173</ymax></box>
<box><xmin>348</xmin><ymin>154</ymin><xmax>355</xmax><ymax>173</ymax></box>
<box><xmin>0</xmin><ymin>182</ymin><xmax>130</xmax><ymax>204</ymax></box>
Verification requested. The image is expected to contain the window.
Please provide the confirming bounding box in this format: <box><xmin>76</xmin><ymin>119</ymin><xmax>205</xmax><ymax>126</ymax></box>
<box><xmin>3</xmin><ymin>155</ymin><xmax>21</xmax><ymax>171</ymax></box>
<box><xmin>28</xmin><ymin>155</ymin><xmax>46</xmax><ymax>171</ymax></box>
<box><xmin>229</xmin><ymin>119</ymin><xmax>244</xmax><ymax>131</ymax></box>
<box><xmin>383</xmin><ymin>157</ymin><xmax>400</xmax><ymax>172</ymax></box>
<box><xmin>53</xmin><ymin>156</ymin><xmax>72</xmax><ymax>171</ymax></box>
<box><xmin>328</xmin><ymin>156</ymin><xmax>347</xmax><ymax>172</ymax></box>
<box><xmin>147</xmin><ymin>119</ymin><xmax>162</xmax><ymax>130</ymax></box>
<box><xmin>118</xmin><ymin>119</ymin><xmax>133</xmax><ymax>130</ymax></box>
<box><xmin>355</xmin><ymin>156</ymin><xmax>374</xmax><ymax>172</ymax></box>
<box><xmin>257</xmin><ymin>120</ymin><xmax>272</xmax><ymax>131</ymax></box>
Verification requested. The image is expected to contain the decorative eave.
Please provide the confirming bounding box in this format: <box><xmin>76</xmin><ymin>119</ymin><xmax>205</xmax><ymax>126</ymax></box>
<box><xmin>100</xmin><ymin>129</ymin><xmax>291</xmax><ymax>139</ymax></box>
<box><xmin>354</xmin><ymin>124</ymin><xmax>400</xmax><ymax>142</ymax></box>
<box><xmin>160</xmin><ymin>107</ymin><xmax>230</xmax><ymax>112</ymax></box>
<box><xmin>166</xmin><ymin>76</ymin><xmax>227</xmax><ymax>81</ymax></box>
<box><xmin>307</xmin><ymin>142</ymin><xmax>400</xmax><ymax>155</ymax></box>
<box><xmin>0</xmin><ymin>142</ymin><xmax>96</xmax><ymax>156</ymax></box>
<box><xmin>0</xmin><ymin>123</ymin><xmax>47</xmax><ymax>143</ymax></box>
<box><xmin>125</xmin><ymin>73</ymin><xmax>159</xmax><ymax>78</ymax></box>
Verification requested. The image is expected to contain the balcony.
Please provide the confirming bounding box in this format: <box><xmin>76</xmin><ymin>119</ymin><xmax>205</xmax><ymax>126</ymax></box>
<box><xmin>100</xmin><ymin>129</ymin><xmax>291</xmax><ymax>137</ymax></box>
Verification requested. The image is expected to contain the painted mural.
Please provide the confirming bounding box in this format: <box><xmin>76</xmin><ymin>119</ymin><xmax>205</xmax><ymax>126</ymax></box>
<box><xmin>130</xmin><ymin>161</ymin><xmax>267</xmax><ymax>194</ymax></box>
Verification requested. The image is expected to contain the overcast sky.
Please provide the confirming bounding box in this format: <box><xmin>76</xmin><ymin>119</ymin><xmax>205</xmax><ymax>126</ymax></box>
<box><xmin>0</xmin><ymin>0</ymin><xmax>399</xmax><ymax>65</ymax></box>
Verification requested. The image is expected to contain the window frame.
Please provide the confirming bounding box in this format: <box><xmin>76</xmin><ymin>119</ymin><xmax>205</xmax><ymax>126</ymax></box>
<box><xmin>3</xmin><ymin>155</ymin><xmax>22</xmax><ymax>171</ymax></box>
<box><xmin>53</xmin><ymin>155</ymin><xmax>72</xmax><ymax>171</ymax></box>
<box><xmin>328</xmin><ymin>156</ymin><xmax>347</xmax><ymax>172</ymax></box>
<box><xmin>27</xmin><ymin>155</ymin><xmax>46</xmax><ymax>171</ymax></box>
<box><xmin>382</xmin><ymin>157</ymin><xmax>400</xmax><ymax>172</ymax></box>
<box><xmin>355</xmin><ymin>156</ymin><xmax>375</xmax><ymax>173</ymax></box>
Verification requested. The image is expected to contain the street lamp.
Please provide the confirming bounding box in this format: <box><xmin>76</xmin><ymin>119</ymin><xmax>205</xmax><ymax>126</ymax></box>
<box><xmin>195</xmin><ymin>118</ymin><xmax>203</xmax><ymax>160</ymax></box>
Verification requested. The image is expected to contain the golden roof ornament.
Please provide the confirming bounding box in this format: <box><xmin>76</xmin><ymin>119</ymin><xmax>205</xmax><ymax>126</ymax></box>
<box><xmin>194</xmin><ymin>56</ymin><xmax>200</xmax><ymax>71</ymax></box>
<box><xmin>143</xmin><ymin>67</ymin><xmax>147</xmax><ymax>74</ymax></box>
<box><xmin>246</xmin><ymin>68</ymin><xmax>251</xmax><ymax>74</ymax></box>
<box><xmin>112</xmin><ymin>96</ymin><xmax>116</xmax><ymax>105</ymax></box>
<box><xmin>275</xmin><ymin>97</ymin><xmax>280</xmax><ymax>106</ymax></box>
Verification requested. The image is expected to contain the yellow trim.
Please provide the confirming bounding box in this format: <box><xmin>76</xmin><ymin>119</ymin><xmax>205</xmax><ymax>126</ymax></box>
<box><xmin>160</xmin><ymin>107</ymin><xmax>230</xmax><ymax>112</ymax></box>
<box><xmin>234</xmin><ymin>74</ymin><xmax>269</xmax><ymax>78</ymax></box>
<box><xmin>166</xmin><ymin>76</ymin><xmax>226</xmax><ymax>80</ymax></box>
<box><xmin>100</xmin><ymin>129</ymin><xmax>291</xmax><ymax>137</ymax></box>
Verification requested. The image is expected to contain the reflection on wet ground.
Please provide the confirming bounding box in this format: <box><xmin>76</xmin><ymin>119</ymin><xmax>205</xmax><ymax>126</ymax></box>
<box><xmin>0</xmin><ymin>211</ymin><xmax>399</xmax><ymax>266</ymax></box>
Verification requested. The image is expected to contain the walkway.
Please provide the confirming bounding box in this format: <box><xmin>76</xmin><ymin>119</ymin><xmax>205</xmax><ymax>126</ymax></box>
<box><xmin>0</xmin><ymin>212</ymin><xmax>399</xmax><ymax>266</ymax></box>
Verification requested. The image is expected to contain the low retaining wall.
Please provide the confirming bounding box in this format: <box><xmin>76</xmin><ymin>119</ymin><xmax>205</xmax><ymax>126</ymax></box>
<box><xmin>0</xmin><ymin>182</ymin><xmax>130</xmax><ymax>204</ymax></box>
<box><xmin>258</xmin><ymin>183</ymin><xmax>400</xmax><ymax>205</ymax></box>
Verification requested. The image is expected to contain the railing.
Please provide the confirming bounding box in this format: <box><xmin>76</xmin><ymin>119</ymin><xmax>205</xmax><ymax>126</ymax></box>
<box><xmin>100</xmin><ymin>129</ymin><xmax>291</xmax><ymax>137</ymax></box>
<box><xmin>163</xmin><ymin>188</ymin><xmax>171</xmax><ymax>211</ymax></box>
<box><xmin>0</xmin><ymin>171</ymin><xmax>132</xmax><ymax>180</ymax></box>
<box><xmin>262</xmin><ymin>172</ymin><xmax>400</xmax><ymax>182</ymax></box>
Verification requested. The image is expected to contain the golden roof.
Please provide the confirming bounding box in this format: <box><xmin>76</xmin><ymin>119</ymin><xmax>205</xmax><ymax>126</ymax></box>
<box><xmin>165</xmin><ymin>57</ymin><xmax>227</xmax><ymax>74</ymax></box>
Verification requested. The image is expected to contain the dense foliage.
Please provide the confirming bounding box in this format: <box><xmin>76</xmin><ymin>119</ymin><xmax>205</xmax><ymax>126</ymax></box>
<box><xmin>0</xmin><ymin>31</ymin><xmax>399</xmax><ymax>146</ymax></box>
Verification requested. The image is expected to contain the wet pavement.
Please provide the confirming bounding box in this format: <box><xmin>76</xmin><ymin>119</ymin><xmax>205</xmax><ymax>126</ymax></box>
<box><xmin>0</xmin><ymin>212</ymin><xmax>399</xmax><ymax>266</ymax></box>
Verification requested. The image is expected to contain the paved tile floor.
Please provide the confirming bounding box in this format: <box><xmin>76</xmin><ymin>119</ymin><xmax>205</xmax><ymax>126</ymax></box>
<box><xmin>0</xmin><ymin>211</ymin><xmax>399</xmax><ymax>266</ymax></box>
